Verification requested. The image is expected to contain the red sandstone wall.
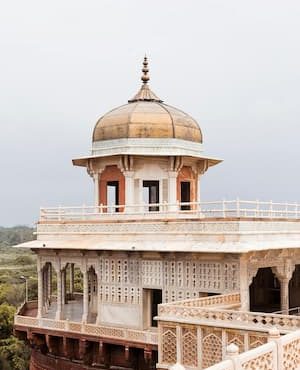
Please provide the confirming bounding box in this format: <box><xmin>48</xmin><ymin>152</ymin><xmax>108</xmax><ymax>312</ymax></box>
<box><xmin>176</xmin><ymin>166</ymin><xmax>197</xmax><ymax>205</ymax></box>
<box><xmin>30</xmin><ymin>349</ymin><xmax>91</xmax><ymax>370</ymax></box>
<box><xmin>99</xmin><ymin>165</ymin><xmax>125</xmax><ymax>210</ymax></box>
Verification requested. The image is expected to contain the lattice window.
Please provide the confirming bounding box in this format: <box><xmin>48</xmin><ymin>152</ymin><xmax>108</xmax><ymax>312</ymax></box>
<box><xmin>117</xmin><ymin>260</ymin><xmax>122</xmax><ymax>283</ymax></box>
<box><xmin>242</xmin><ymin>351</ymin><xmax>273</xmax><ymax>370</ymax></box>
<box><xmin>202</xmin><ymin>332</ymin><xmax>222</xmax><ymax>368</ymax></box>
<box><xmin>224</xmin><ymin>263</ymin><xmax>239</xmax><ymax>291</ymax></box>
<box><xmin>227</xmin><ymin>331</ymin><xmax>245</xmax><ymax>352</ymax></box>
<box><xmin>283</xmin><ymin>338</ymin><xmax>300</xmax><ymax>369</ymax></box>
<box><xmin>171</xmin><ymin>262</ymin><xmax>176</xmax><ymax>286</ymax></box>
<box><xmin>162</xmin><ymin>327</ymin><xmax>177</xmax><ymax>364</ymax></box>
<box><xmin>249</xmin><ymin>335</ymin><xmax>267</xmax><ymax>349</ymax></box>
<box><xmin>182</xmin><ymin>327</ymin><xmax>197</xmax><ymax>367</ymax></box>
<box><xmin>142</xmin><ymin>260</ymin><xmax>163</xmax><ymax>287</ymax></box>
<box><xmin>111</xmin><ymin>286</ymin><xmax>115</xmax><ymax>302</ymax></box>
<box><xmin>104</xmin><ymin>259</ymin><xmax>109</xmax><ymax>283</ymax></box>
<box><xmin>177</xmin><ymin>262</ymin><xmax>183</xmax><ymax>287</ymax></box>
<box><xmin>111</xmin><ymin>259</ymin><xmax>116</xmax><ymax>283</ymax></box>
<box><xmin>192</xmin><ymin>263</ymin><xmax>197</xmax><ymax>288</ymax></box>
<box><xmin>123</xmin><ymin>260</ymin><xmax>128</xmax><ymax>284</ymax></box>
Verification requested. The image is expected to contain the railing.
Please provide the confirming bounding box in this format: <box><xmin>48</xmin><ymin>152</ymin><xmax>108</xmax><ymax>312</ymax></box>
<box><xmin>158</xmin><ymin>294</ymin><xmax>300</xmax><ymax>333</ymax></box>
<box><xmin>14</xmin><ymin>314</ymin><xmax>158</xmax><ymax>345</ymax></box>
<box><xmin>205</xmin><ymin>329</ymin><xmax>300</xmax><ymax>370</ymax></box>
<box><xmin>273</xmin><ymin>306</ymin><xmax>300</xmax><ymax>316</ymax></box>
<box><xmin>163</xmin><ymin>292</ymin><xmax>241</xmax><ymax>308</ymax></box>
<box><xmin>40</xmin><ymin>199</ymin><xmax>300</xmax><ymax>222</ymax></box>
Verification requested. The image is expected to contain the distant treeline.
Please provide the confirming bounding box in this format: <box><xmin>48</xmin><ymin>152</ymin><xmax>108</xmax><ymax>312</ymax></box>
<box><xmin>0</xmin><ymin>226</ymin><xmax>35</xmax><ymax>247</ymax></box>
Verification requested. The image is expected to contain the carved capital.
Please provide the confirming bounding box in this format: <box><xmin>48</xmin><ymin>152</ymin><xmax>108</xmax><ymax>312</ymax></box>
<box><xmin>272</xmin><ymin>259</ymin><xmax>295</xmax><ymax>281</ymax></box>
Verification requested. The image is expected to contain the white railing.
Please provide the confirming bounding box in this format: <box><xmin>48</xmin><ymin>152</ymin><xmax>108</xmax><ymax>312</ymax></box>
<box><xmin>40</xmin><ymin>199</ymin><xmax>300</xmax><ymax>222</ymax></box>
<box><xmin>205</xmin><ymin>328</ymin><xmax>300</xmax><ymax>370</ymax></box>
<box><xmin>14</xmin><ymin>314</ymin><xmax>158</xmax><ymax>345</ymax></box>
<box><xmin>158</xmin><ymin>293</ymin><xmax>300</xmax><ymax>333</ymax></box>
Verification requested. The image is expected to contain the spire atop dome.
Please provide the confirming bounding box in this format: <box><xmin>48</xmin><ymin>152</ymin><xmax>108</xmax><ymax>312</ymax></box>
<box><xmin>128</xmin><ymin>56</ymin><xmax>163</xmax><ymax>103</ymax></box>
<box><xmin>141</xmin><ymin>55</ymin><xmax>150</xmax><ymax>84</ymax></box>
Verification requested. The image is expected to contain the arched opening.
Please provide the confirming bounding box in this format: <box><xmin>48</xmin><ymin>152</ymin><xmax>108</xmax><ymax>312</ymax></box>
<box><xmin>88</xmin><ymin>266</ymin><xmax>98</xmax><ymax>323</ymax></box>
<box><xmin>250</xmin><ymin>267</ymin><xmax>280</xmax><ymax>312</ymax></box>
<box><xmin>289</xmin><ymin>265</ymin><xmax>300</xmax><ymax>311</ymax></box>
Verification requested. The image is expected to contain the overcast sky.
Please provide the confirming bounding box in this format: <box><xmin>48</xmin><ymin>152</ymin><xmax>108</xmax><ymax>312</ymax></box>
<box><xmin>0</xmin><ymin>0</ymin><xmax>300</xmax><ymax>226</ymax></box>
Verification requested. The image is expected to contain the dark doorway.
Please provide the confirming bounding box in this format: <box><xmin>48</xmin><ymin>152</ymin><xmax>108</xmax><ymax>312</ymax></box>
<box><xmin>180</xmin><ymin>181</ymin><xmax>191</xmax><ymax>210</ymax></box>
<box><xmin>289</xmin><ymin>265</ymin><xmax>300</xmax><ymax>311</ymax></box>
<box><xmin>143</xmin><ymin>181</ymin><xmax>159</xmax><ymax>211</ymax></box>
<box><xmin>250</xmin><ymin>267</ymin><xmax>280</xmax><ymax>312</ymax></box>
<box><xmin>151</xmin><ymin>289</ymin><xmax>162</xmax><ymax>327</ymax></box>
<box><xmin>107</xmin><ymin>181</ymin><xmax>119</xmax><ymax>212</ymax></box>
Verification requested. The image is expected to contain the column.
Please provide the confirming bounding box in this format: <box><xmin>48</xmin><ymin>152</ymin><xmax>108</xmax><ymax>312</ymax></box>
<box><xmin>82</xmin><ymin>269</ymin><xmax>89</xmax><ymax>323</ymax></box>
<box><xmin>273</xmin><ymin>260</ymin><xmax>294</xmax><ymax>314</ymax></box>
<box><xmin>37</xmin><ymin>266</ymin><xmax>43</xmax><ymax>318</ymax></box>
<box><xmin>48</xmin><ymin>264</ymin><xmax>52</xmax><ymax>304</ymax></box>
<box><xmin>168</xmin><ymin>171</ymin><xmax>177</xmax><ymax>212</ymax></box>
<box><xmin>94</xmin><ymin>173</ymin><xmax>99</xmax><ymax>206</ymax></box>
<box><xmin>197</xmin><ymin>173</ymin><xmax>201</xmax><ymax>206</ymax></box>
<box><xmin>61</xmin><ymin>269</ymin><xmax>66</xmax><ymax>305</ymax></box>
<box><xmin>55</xmin><ymin>263</ymin><xmax>63</xmax><ymax>320</ymax></box>
<box><xmin>96</xmin><ymin>269</ymin><xmax>101</xmax><ymax>325</ymax></box>
<box><xmin>124</xmin><ymin>171</ymin><xmax>134</xmax><ymax>213</ymax></box>
<box><xmin>69</xmin><ymin>263</ymin><xmax>74</xmax><ymax>300</ymax></box>
<box><xmin>44</xmin><ymin>266</ymin><xmax>49</xmax><ymax>311</ymax></box>
<box><xmin>279</xmin><ymin>278</ymin><xmax>290</xmax><ymax>314</ymax></box>
<box><xmin>239</xmin><ymin>256</ymin><xmax>251</xmax><ymax>311</ymax></box>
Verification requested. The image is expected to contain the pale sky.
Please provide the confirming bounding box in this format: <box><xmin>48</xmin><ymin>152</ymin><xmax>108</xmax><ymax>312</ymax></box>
<box><xmin>0</xmin><ymin>0</ymin><xmax>300</xmax><ymax>226</ymax></box>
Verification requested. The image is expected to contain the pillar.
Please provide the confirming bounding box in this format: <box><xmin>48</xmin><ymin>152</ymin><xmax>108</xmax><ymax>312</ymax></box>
<box><xmin>124</xmin><ymin>171</ymin><xmax>134</xmax><ymax>213</ymax></box>
<box><xmin>37</xmin><ymin>266</ymin><xmax>43</xmax><ymax>318</ymax></box>
<box><xmin>239</xmin><ymin>256</ymin><xmax>251</xmax><ymax>311</ymax></box>
<box><xmin>279</xmin><ymin>278</ymin><xmax>290</xmax><ymax>314</ymax></box>
<box><xmin>96</xmin><ymin>269</ymin><xmax>101</xmax><ymax>325</ymax></box>
<box><xmin>61</xmin><ymin>269</ymin><xmax>66</xmax><ymax>305</ymax></box>
<box><xmin>44</xmin><ymin>266</ymin><xmax>49</xmax><ymax>311</ymax></box>
<box><xmin>94</xmin><ymin>173</ymin><xmax>99</xmax><ymax>206</ymax></box>
<box><xmin>168</xmin><ymin>171</ymin><xmax>177</xmax><ymax>212</ymax></box>
<box><xmin>55</xmin><ymin>264</ymin><xmax>63</xmax><ymax>320</ymax></box>
<box><xmin>48</xmin><ymin>264</ymin><xmax>52</xmax><ymax>304</ymax></box>
<box><xmin>82</xmin><ymin>269</ymin><xmax>89</xmax><ymax>323</ymax></box>
<box><xmin>197</xmin><ymin>174</ymin><xmax>201</xmax><ymax>205</ymax></box>
<box><xmin>70</xmin><ymin>263</ymin><xmax>74</xmax><ymax>299</ymax></box>
<box><xmin>273</xmin><ymin>260</ymin><xmax>295</xmax><ymax>314</ymax></box>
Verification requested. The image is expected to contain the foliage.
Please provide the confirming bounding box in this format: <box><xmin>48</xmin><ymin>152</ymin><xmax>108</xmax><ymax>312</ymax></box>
<box><xmin>0</xmin><ymin>337</ymin><xmax>30</xmax><ymax>370</ymax></box>
<box><xmin>0</xmin><ymin>226</ymin><xmax>36</xmax><ymax>369</ymax></box>
<box><xmin>0</xmin><ymin>304</ymin><xmax>15</xmax><ymax>339</ymax></box>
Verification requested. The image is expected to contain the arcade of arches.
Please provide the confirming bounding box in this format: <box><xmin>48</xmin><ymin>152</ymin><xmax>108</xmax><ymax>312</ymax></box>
<box><xmin>38</xmin><ymin>262</ymin><xmax>99</xmax><ymax>323</ymax></box>
<box><xmin>249</xmin><ymin>265</ymin><xmax>300</xmax><ymax>314</ymax></box>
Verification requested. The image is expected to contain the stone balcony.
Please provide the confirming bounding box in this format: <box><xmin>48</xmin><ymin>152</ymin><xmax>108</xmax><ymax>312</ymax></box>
<box><xmin>27</xmin><ymin>200</ymin><xmax>300</xmax><ymax>254</ymax></box>
<box><xmin>156</xmin><ymin>293</ymin><xmax>300</xmax><ymax>369</ymax></box>
<box><xmin>14</xmin><ymin>300</ymin><xmax>158</xmax><ymax>347</ymax></box>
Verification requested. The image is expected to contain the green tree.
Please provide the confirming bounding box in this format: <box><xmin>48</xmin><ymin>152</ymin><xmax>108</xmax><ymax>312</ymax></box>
<box><xmin>0</xmin><ymin>304</ymin><xmax>15</xmax><ymax>339</ymax></box>
<box><xmin>0</xmin><ymin>337</ymin><xmax>30</xmax><ymax>370</ymax></box>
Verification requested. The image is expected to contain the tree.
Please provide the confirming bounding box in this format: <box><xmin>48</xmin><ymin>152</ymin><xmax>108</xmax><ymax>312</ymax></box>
<box><xmin>0</xmin><ymin>304</ymin><xmax>15</xmax><ymax>339</ymax></box>
<box><xmin>0</xmin><ymin>336</ymin><xmax>30</xmax><ymax>370</ymax></box>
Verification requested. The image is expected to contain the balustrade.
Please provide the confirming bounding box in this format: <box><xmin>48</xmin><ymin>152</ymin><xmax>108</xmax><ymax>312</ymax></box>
<box><xmin>39</xmin><ymin>199</ymin><xmax>300</xmax><ymax>222</ymax></box>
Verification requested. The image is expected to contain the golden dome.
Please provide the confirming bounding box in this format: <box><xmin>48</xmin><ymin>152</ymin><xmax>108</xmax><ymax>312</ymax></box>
<box><xmin>93</xmin><ymin>57</ymin><xmax>203</xmax><ymax>143</ymax></box>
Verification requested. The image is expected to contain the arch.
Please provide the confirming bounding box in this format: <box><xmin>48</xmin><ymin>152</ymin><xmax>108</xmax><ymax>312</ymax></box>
<box><xmin>87</xmin><ymin>266</ymin><xmax>98</xmax><ymax>323</ymax></box>
<box><xmin>289</xmin><ymin>264</ymin><xmax>300</xmax><ymax>311</ymax></box>
<box><xmin>177</xmin><ymin>166</ymin><xmax>197</xmax><ymax>209</ymax></box>
<box><xmin>99</xmin><ymin>165</ymin><xmax>125</xmax><ymax>211</ymax></box>
<box><xmin>250</xmin><ymin>267</ymin><xmax>280</xmax><ymax>312</ymax></box>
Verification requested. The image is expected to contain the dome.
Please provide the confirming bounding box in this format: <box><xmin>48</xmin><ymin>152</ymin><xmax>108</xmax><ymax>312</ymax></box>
<box><xmin>92</xmin><ymin>57</ymin><xmax>202</xmax><ymax>144</ymax></box>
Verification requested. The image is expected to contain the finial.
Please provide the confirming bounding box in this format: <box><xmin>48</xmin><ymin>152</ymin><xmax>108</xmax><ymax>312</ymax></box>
<box><xmin>141</xmin><ymin>55</ymin><xmax>149</xmax><ymax>84</ymax></box>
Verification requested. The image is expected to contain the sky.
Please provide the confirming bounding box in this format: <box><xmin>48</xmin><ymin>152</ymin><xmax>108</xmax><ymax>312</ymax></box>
<box><xmin>0</xmin><ymin>0</ymin><xmax>300</xmax><ymax>226</ymax></box>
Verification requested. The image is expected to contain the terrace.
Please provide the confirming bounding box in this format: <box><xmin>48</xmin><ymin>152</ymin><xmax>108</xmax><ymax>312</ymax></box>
<box><xmin>39</xmin><ymin>199</ymin><xmax>300</xmax><ymax>222</ymax></box>
<box><xmin>156</xmin><ymin>293</ymin><xmax>300</xmax><ymax>369</ymax></box>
